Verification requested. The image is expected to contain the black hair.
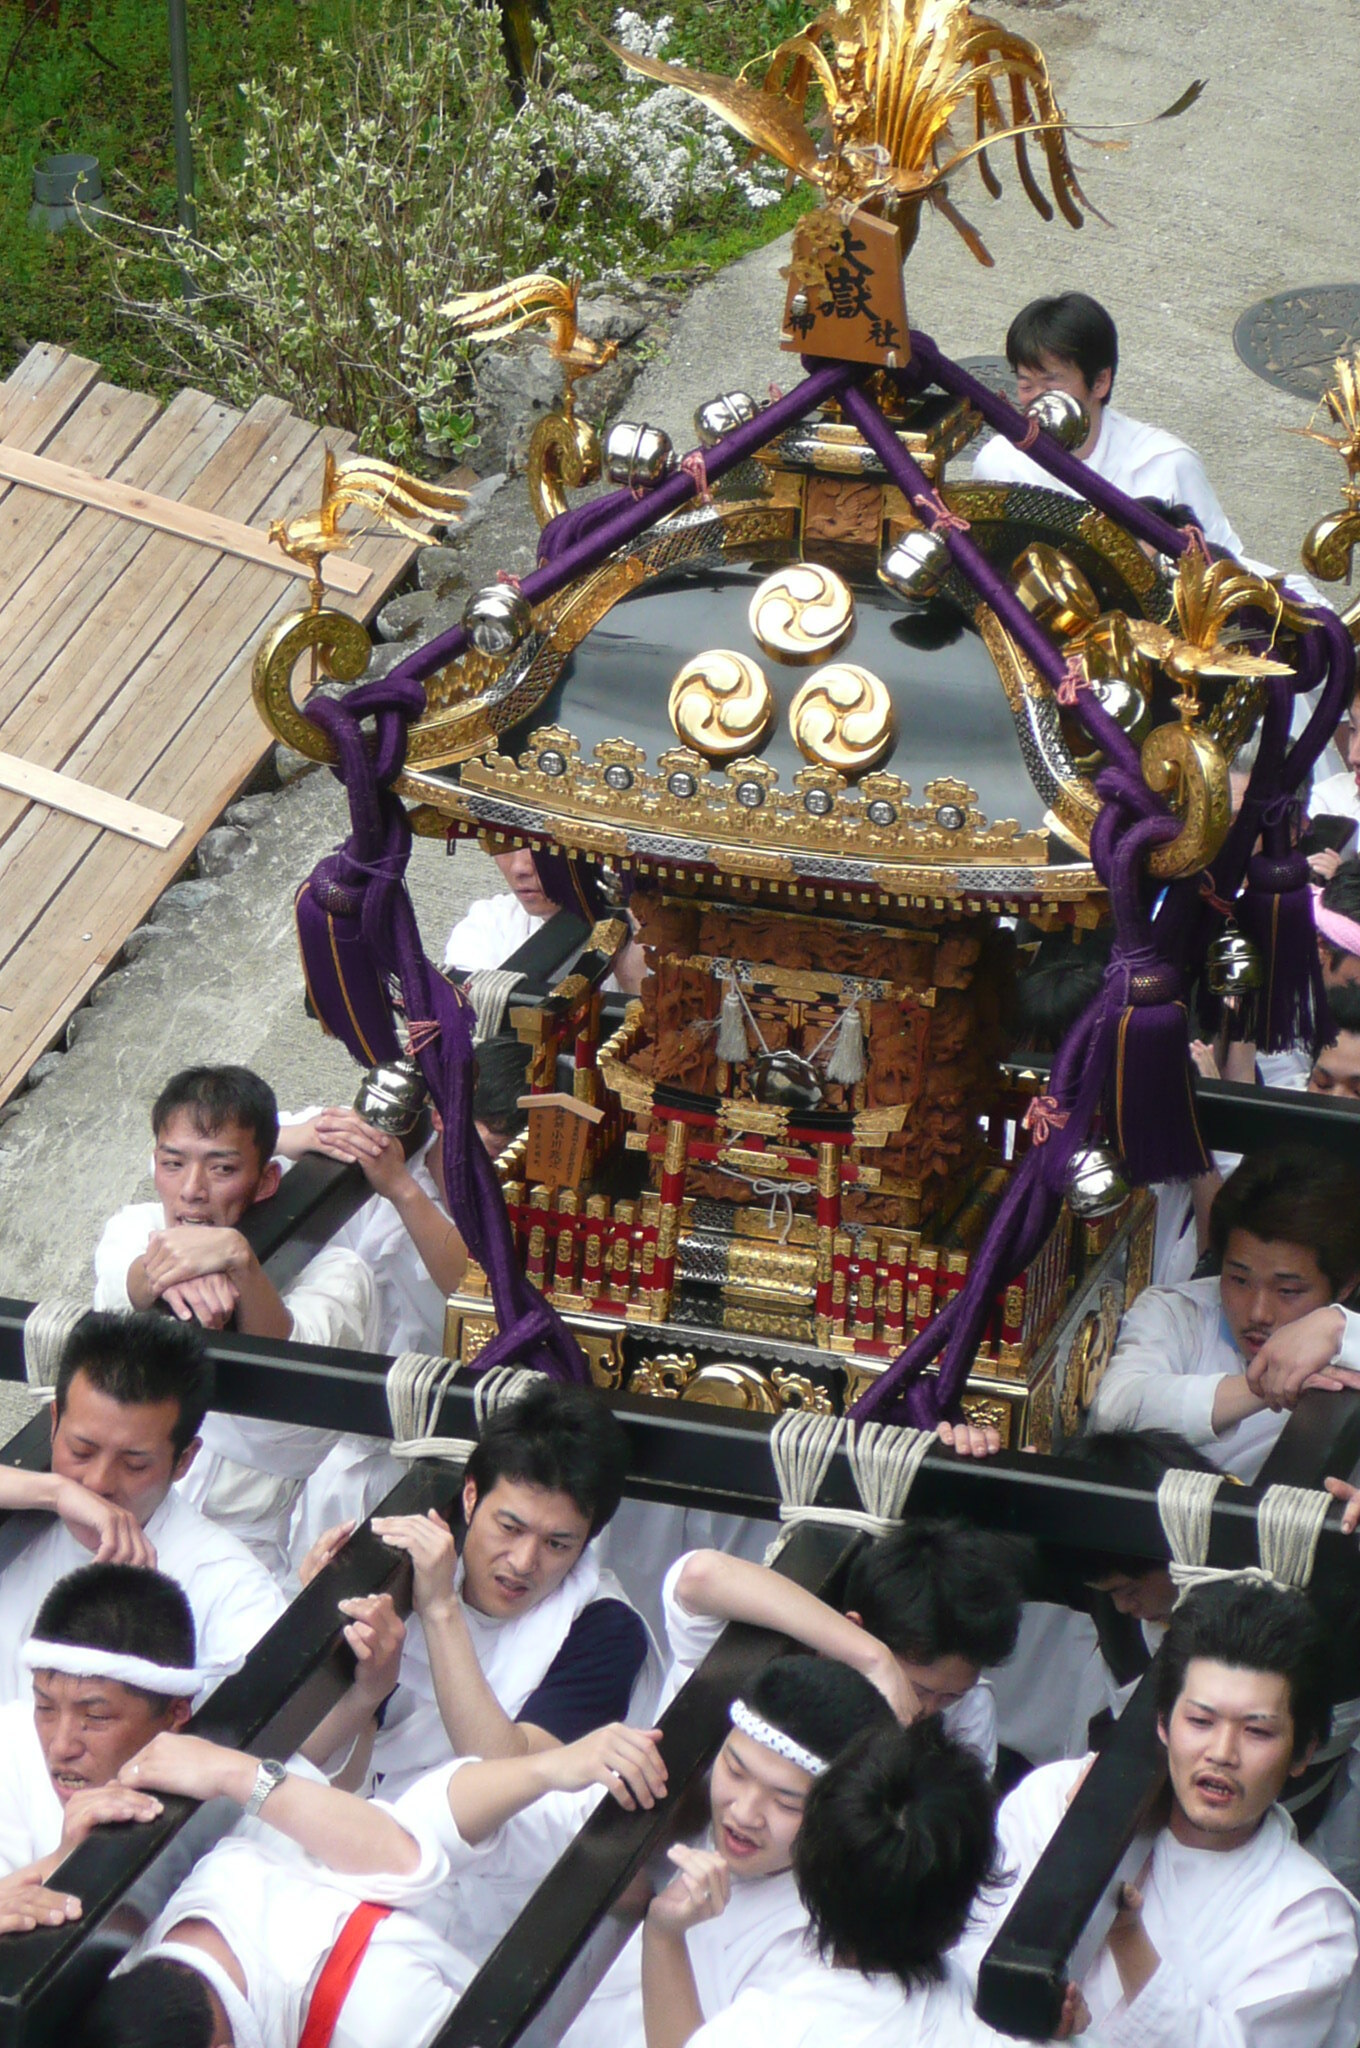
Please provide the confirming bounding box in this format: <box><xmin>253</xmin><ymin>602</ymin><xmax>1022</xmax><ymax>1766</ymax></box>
<box><xmin>1013</xmin><ymin>927</ymin><xmax>1113</xmax><ymax>1052</ymax></box>
<box><xmin>1319</xmin><ymin>859</ymin><xmax>1360</xmax><ymax>967</ymax></box>
<box><xmin>32</xmin><ymin>1565</ymin><xmax>196</xmax><ymax>1704</ymax></box>
<box><xmin>464</xmin><ymin>1381</ymin><xmax>628</xmax><ymax>1537</ymax></box>
<box><xmin>473</xmin><ymin>1035</ymin><xmax>531</xmax><ymax>1146</ymax></box>
<box><xmin>842</xmin><ymin>1518</ymin><xmax>1026</xmax><ymax>1669</ymax></box>
<box><xmin>1155</xmin><ymin>1578</ymin><xmax>1333</xmax><ymax>1760</ymax></box>
<box><xmin>55</xmin><ymin>1312</ymin><xmax>214</xmax><ymax>1458</ymax></box>
<box><xmin>1320</xmin><ymin>984</ymin><xmax>1360</xmax><ymax>1040</ymax></box>
<box><xmin>1004</xmin><ymin>292</ymin><xmax>1118</xmax><ymax>392</ymax></box>
<box><xmin>1058</xmin><ymin>1429</ymin><xmax>1217</xmax><ymax>1581</ymax></box>
<box><xmin>743</xmin><ymin>1654</ymin><xmax>894</xmax><ymax>1767</ymax></box>
<box><xmin>76</xmin><ymin>1958</ymin><xmax>216</xmax><ymax>2048</ymax></box>
<box><xmin>1208</xmin><ymin>1146</ymin><xmax>1360</xmax><ymax>1297</ymax></box>
<box><xmin>794</xmin><ymin>1720</ymin><xmax>1002</xmax><ymax>1989</ymax></box>
<box><xmin>151</xmin><ymin>1065</ymin><xmax>279</xmax><ymax>1170</ymax></box>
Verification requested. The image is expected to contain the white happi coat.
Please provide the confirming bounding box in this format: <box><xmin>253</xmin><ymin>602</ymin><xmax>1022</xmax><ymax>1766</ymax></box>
<box><xmin>953</xmin><ymin>1756</ymin><xmax>1360</xmax><ymax>2048</ymax></box>
<box><xmin>122</xmin><ymin>1789</ymin><xmax>467</xmax><ymax>2048</ymax></box>
<box><xmin>286</xmin><ymin>1132</ymin><xmax>453</xmax><ymax>1581</ymax></box>
<box><xmin>443</xmin><ymin>893</ymin><xmax>549</xmax><ymax>974</ymax></box>
<box><xmin>1087</xmin><ymin>1277</ymin><xmax>1286</xmax><ymax>1482</ymax></box>
<box><xmin>0</xmin><ymin>1488</ymin><xmax>284</xmax><ymax>1705</ymax></box>
<box><xmin>94</xmin><ymin>1198</ymin><xmax>378</xmax><ymax>1579</ymax></box>
<box><xmin>972</xmin><ymin>406</ymin><xmax>1244</xmax><ymax>555</ymax></box>
<box><xmin>688</xmin><ymin>1955</ymin><xmax>1027</xmax><ymax>2048</ymax></box>
<box><xmin>560</xmin><ymin>1840</ymin><xmax>808</xmax><ymax>2048</ymax></box>
<box><xmin>656</xmin><ymin>1553</ymin><xmax>1001</xmax><ymax>1773</ymax></box>
<box><xmin>370</xmin><ymin>1545</ymin><xmax>657</xmax><ymax>1803</ymax></box>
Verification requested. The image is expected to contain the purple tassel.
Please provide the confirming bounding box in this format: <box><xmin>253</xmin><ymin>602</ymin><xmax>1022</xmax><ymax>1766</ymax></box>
<box><xmin>1235</xmin><ymin>848</ymin><xmax>1327</xmax><ymax>1054</ymax></box>
<box><xmin>1104</xmin><ymin>954</ymin><xmax>1209</xmax><ymax>1183</ymax></box>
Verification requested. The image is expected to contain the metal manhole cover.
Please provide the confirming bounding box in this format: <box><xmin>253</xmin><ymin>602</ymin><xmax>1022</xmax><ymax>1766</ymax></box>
<box><xmin>1233</xmin><ymin>286</ymin><xmax>1360</xmax><ymax>401</ymax></box>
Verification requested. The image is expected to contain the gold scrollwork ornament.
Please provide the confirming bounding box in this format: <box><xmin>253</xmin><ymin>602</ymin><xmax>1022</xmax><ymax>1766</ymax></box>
<box><xmin>789</xmin><ymin>661</ymin><xmax>894</xmax><ymax>776</ymax></box>
<box><xmin>749</xmin><ymin>563</ymin><xmax>855</xmax><ymax>664</ymax></box>
<box><xmin>1140</xmin><ymin>717</ymin><xmax>1231</xmax><ymax>879</ymax></box>
<box><xmin>527</xmin><ymin>411</ymin><xmax>602</xmax><ymax>528</ymax></box>
<box><xmin>251</xmin><ymin>607</ymin><xmax>374</xmax><ymax>762</ymax></box>
<box><xmin>668</xmin><ymin>651</ymin><xmax>775</xmax><ymax>759</ymax></box>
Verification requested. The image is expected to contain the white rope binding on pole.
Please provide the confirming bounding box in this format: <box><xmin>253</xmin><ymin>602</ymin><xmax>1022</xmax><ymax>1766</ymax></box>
<box><xmin>386</xmin><ymin>1352</ymin><xmax>476</xmax><ymax>1464</ymax></box>
<box><xmin>473</xmin><ymin>1366</ymin><xmax>549</xmax><ymax>1432</ymax></box>
<box><xmin>1158</xmin><ymin>1467</ymin><xmax>1330</xmax><ymax>1604</ymax></box>
<box><xmin>23</xmin><ymin>1297</ymin><xmax>88</xmax><ymax>1393</ymax></box>
<box><xmin>763</xmin><ymin>1410</ymin><xmax>934</xmax><ymax>1561</ymax></box>
<box><xmin>1256</xmin><ymin>1484</ymin><xmax>1331</xmax><ymax>1590</ymax></box>
<box><xmin>465</xmin><ymin>968</ymin><xmax>525</xmax><ymax>1045</ymax></box>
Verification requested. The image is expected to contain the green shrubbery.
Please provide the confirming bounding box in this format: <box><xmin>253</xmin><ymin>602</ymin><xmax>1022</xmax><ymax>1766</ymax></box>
<box><xmin>1</xmin><ymin>0</ymin><xmax>810</xmax><ymax>451</ymax></box>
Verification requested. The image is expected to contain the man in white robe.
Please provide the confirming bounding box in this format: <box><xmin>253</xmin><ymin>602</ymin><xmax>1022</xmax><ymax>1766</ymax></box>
<box><xmin>0</xmin><ymin>1314</ymin><xmax>284</xmax><ymax>1703</ymax></box>
<box><xmin>442</xmin><ymin>847</ymin><xmax>563</xmax><ymax>975</ymax></box>
<box><xmin>953</xmin><ymin>1579</ymin><xmax>1360</xmax><ymax>2048</ymax></box>
<box><xmin>303</xmin><ymin>1382</ymin><xmax>654</xmax><ymax>1801</ymax></box>
<box><xmin>657</xmin><ymin>1521</ymin><xmax>1022</xmax><ymax>1770</ymax></box>
<box><xmin>1089</xmin><ymin>1150</ymin><xmax>1360</xmax><ymax>1482</ymax></box>
<box><xmin>676</xmin><ymin>1719</ymin><xmax>1084</xmax><ymax>2048</ymax></box>
<box><xmin>79</xmin><ymin>1726</ymin><xmax>463</xmax><ymax>2048</ymax></box>
<box><xmin>92</xmin><ymin>1065</ymin><xmax>378</xmax><ymax>1577</ymax></box>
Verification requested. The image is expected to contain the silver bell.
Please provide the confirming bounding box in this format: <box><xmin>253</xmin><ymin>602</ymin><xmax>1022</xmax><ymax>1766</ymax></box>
<box><xmin>879</xmin><ymin>528</ymin><xmax>951</xmax><ymax>602</ymax></box>
<box><xmin>354</xmin><ymin>1056</ymin><xmax>428</xmax><ymax>1137</ymax></box>
<box><xmin>463</xmin><ymin>584</ymin><xmax>532</xmax><ymax>657</ymax></box>
<box><xmin>1023</xmin><ymin>389</ymin><xmax>1091</xmax><ymax>452</ymax></box>
<box><xmin>1066</xmin><ymin>1143</ymin><xmax>1131</xmax><ymax>1219</ymax></box>
<box><xmin>1206</xmin><ymin>929</ymin><xmax>1263</xmax><ymax>997</ymax></box>
<box><xmin>693</xmin><ymin>391</ymin><xmax>760</xmax><ymax>448</ymax></box>
<box><xmin>604</xmin><ymin>421</ymin><xmax>675</xmax><ymax>490</ymax></box>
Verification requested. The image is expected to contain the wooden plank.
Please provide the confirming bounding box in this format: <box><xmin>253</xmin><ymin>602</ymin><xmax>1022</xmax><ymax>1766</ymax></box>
<box><xmin>0</xmin><ymin>348</ymin><xmax>104</xmax><ymax>472</ymax></box>
<box><xmin>0</xmin><ymin>752</ymin><xmax>181</xmax><ymax>848</ymax></box>
<box><xmin>0</xmin><ymin>441</ymin><xmax>373</xmax><ymax>595</ymax></box>
<box><xmin>0</xmin><ymin>387</ymin><xmax>224</xmax><ymax>634</ymax></box>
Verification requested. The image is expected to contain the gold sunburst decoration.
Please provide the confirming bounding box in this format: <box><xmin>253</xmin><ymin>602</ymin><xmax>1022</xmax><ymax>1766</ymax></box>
<box><xmin>602</xmin><ymin>0</ymin><xmax>1203</xmax><ymax>266</ymax></box>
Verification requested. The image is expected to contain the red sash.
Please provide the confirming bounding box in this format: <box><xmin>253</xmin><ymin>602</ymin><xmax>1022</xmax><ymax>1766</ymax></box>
<box><xmin>296</xmin><ymin>1901</ymin><xmax>394</xmax><ymax>2048</ymax></box>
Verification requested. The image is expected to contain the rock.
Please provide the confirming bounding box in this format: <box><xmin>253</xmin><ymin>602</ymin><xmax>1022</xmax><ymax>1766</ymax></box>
<box><xmin>416</xmin><ymin>546</ymin><xmax>466</xmax><ymax>598</ymax></box>
<box><xmin>149</xmin><ymin>878</ymin><xmax>221</xmax><ymax>924</ymax></box>
<box><xmin>25</xmin><ymin>1052</ymin><xmax>63</xmax><ymax>1089</ymax></box>
<box><xmin>377</xmin><ymin>587</ymin><xmax>442</xmax><ymax>642</ymax></box>
<box><xmin>226</xmin><ymin>794</ymin><xmax>277</xmax><ymax>829</ymax></box>
<box><xmin>577</xmin><ymin>293</ymin><xmax>651</xmax><ymax>344</ymax></box>
<box><xmin>119</xmin><ymin>925</ymin><xmax>159</xmax><ymax>963</ymax></box>
<box><xmin>274</xmin><ymin>742</ymin><xmax>316</xmax><ymax>785</ymax></box>
<box><xmin>195</xmin><ymin>825</ymin><xmax>250</xmax><ymax>878</ymax></box>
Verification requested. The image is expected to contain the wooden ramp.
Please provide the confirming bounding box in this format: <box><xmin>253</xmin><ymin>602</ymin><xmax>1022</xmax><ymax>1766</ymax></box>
<box><xmin>0</xmin><ymin>344</ymin><xmax>421</xmax><ymax>1107</ymax></box>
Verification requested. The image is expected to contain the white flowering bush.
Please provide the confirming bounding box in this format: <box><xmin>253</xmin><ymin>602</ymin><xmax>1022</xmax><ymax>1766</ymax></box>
<box><xmin>557</xmin><ymin>12</ymin><xmax>783</xmax><ymax>234</ymax></box>
<box><xmin>83</xmin><ymin>0</ymin><xmax>791</xmax><ymax>459</ymax></box>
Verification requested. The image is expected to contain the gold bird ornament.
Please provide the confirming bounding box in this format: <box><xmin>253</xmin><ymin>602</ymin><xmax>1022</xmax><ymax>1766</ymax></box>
<box><xmin>600</xmin><ymin>0</ymin><xmax>1203</xmax><ymax>266</ymax></box>
<box><xmin>440</xmin><ymin>273</ymin><xmax>619</xmax><ymax>416</ymax></box>
<box><xmin>270</xmin><ymin>450</ymin><xmax>469</xmax><ymax>609</ymax></box>
<box><xmin>1299</xmin><ymin>353</ymin><xmax>1360</xmax><ymax>590</ymax></box>
<box><xmin>1126</xmin><ymin>547</ymin><xmax>1293</xmax><ymax>698</ymax></box>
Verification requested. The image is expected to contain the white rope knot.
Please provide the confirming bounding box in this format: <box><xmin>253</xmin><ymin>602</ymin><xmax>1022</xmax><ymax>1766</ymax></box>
<box><xmin>716</xmin><ymin>1167</ymin><xmax>814</xmax><ymax>1243</ymax></box>
<box><xmin>1158</xmin><ymin>1467</ymin><xmax>1331</xmax><ymax>1605</ymax></box>
<box><xmin>386</xmin><ymin>1351</ymin><xmax>475</xmax><ymax>1464</ymax></box>
<box><xmin>762</xmin><ymin>1410</ymin><xmax>934</xmax><ymax>1561</ymax></box>
<box><xmin>24</xmin><ymin>1298</ymin><xmax>88</xmax><ymax>1393</ymax></box>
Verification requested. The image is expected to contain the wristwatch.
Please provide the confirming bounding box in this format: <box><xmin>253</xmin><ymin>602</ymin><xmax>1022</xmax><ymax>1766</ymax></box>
<box><xmin>242</xmin><ymin>1757</ymin><xmax>288</xmax><ymax>1818</ymax></box>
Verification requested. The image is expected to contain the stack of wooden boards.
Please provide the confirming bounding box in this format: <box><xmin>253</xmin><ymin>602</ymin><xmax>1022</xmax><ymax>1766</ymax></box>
<box><xmin>0</xmin><ymin>343</ymin><xmax>419</xmax><ymax>1108</ymax></box>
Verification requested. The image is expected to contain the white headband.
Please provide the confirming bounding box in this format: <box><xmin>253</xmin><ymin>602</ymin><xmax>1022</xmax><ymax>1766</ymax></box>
<box><xmin>23</xmin><ymin>1639</ymin><xmax>209</xmax><ymax>1698</ymax></box>
<box><xmin>730</xmin><ymin>1698</ymin><xmax>828</xmax><ymax>1777</ymax></box>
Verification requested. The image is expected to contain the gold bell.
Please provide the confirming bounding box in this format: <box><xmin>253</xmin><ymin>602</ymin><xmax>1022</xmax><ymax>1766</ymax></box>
<box><xmin>1206</xmin><ymin>929</ymin><xmax>1263</xmax><ymax>997</ymax></box>
<box><xmin>1066</xmin><ymin>1144</ymin><xmax>1131</xmax><ymax>1219</ymax></box>
<box><xmin>354</xmin><ymin>1056</ymin><xmax>428</xmax><ymax>1136</ymax></box>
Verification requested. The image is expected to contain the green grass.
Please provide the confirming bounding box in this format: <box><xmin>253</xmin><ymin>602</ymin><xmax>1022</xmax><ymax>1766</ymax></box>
<box><xmin>0</xmin><ymin>0</ymin><xmax>810</xmax><ymax>398</ymax></box>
